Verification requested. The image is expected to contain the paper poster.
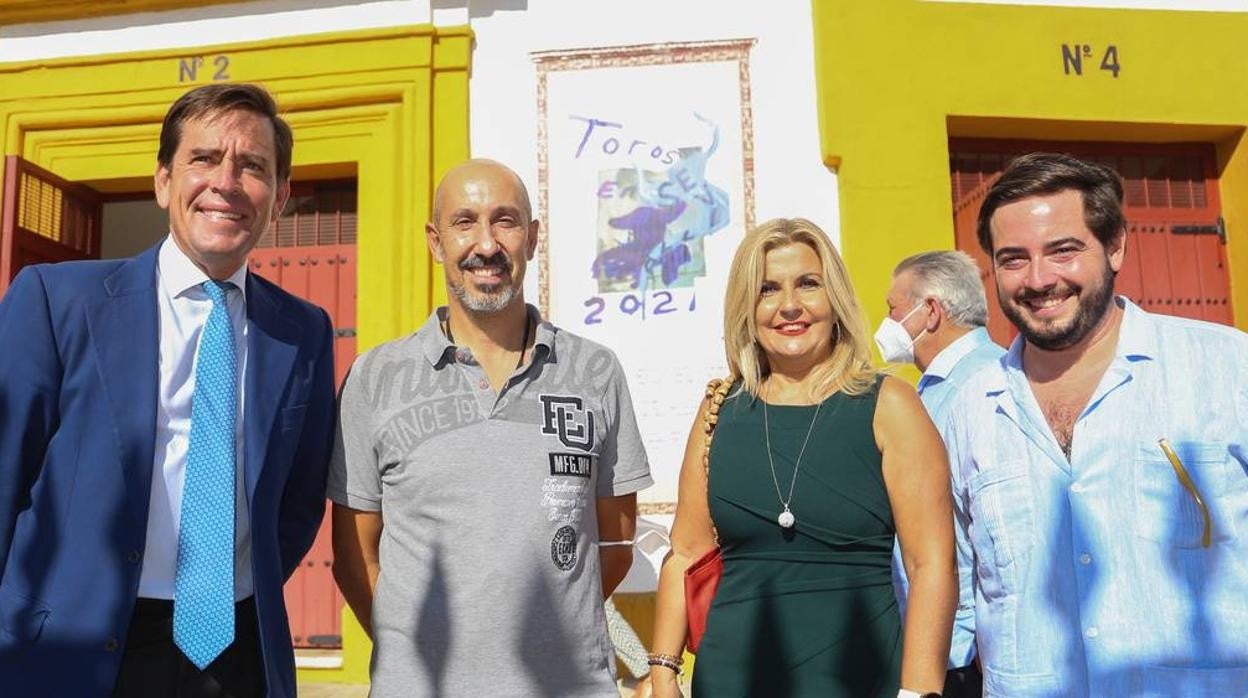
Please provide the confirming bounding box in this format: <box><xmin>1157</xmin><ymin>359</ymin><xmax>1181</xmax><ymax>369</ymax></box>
<box><xmin>535</xmin><ymin>40</ymin><xmax>756</xmax><ymax>508</ymax></box>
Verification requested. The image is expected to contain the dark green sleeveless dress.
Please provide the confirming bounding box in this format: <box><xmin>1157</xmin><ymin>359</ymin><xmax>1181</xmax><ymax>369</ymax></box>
<box><xmin>691</xmin><ymin>379</ymin><xmax>901</xmax><ymax>697</ymax></box>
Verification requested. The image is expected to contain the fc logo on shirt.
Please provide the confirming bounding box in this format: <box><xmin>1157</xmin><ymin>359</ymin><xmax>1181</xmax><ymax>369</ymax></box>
<box><xmin>539</xmin><ymin>395</ymin><xmax>596</xmax><ymax>452</ymax></box>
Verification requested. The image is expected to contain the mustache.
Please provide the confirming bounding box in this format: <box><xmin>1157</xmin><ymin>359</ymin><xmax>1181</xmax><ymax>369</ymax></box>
<box><xmin>459</xmin><ymin>252</ymin><xmax>512</xmax><ymax>272</ymax></box>
<box><xmin>1015</xmin><ymin>283</ymin><xmax>1074</xmax><ymax>302</ymax></box>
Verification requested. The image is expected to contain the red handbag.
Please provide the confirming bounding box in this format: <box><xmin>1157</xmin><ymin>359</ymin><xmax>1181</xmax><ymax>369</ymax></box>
<box><xmin>683</xmin><ymin>547</ymin><xmax>722</xmax><ymax>653</ymax></box>
<box><xmin>683</xmin><ymin>377</ymin><xmax>732</xmax><ymax>653</ymax></box>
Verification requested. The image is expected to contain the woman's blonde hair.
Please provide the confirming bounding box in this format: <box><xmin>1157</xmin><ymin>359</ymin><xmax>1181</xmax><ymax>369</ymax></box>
<box><xmin>722</xmin><ymin>217</ymin><xmax>878</xmax><ymax>399</ymax></box>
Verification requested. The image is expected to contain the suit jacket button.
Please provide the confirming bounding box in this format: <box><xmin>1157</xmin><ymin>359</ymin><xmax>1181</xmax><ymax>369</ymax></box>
<box><xmin>128</xmin><ymin>550</ymin><xmax>141</xmax><ymax>563</ymax></box>
<box><xmin>104</xmin><ymin>638</ymin><xmax>119</xmax><ymax>652</ymax></box>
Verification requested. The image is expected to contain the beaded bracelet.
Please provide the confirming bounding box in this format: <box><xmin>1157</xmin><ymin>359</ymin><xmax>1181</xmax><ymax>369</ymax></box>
<box><xmin>646</xmin><ymin>652</ymin><xmax>684</xmax><ymax>675</ymax></box>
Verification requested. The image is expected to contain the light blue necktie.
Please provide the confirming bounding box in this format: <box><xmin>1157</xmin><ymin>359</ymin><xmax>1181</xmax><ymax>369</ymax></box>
<box><xmin>174</xmin><ymin>280</ymin><xmax>237</xmax><ymax>669</ymax></box>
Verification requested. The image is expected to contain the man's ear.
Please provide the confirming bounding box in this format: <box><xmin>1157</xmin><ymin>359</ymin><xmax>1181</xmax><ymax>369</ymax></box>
<box><xmin>154</xmin><ymin>163</ymin><xmax>172</xmax><ymax>210</ymax></box>
<box><xmin>1107</xmin><ymin>227</ymin><xmax>1127</xmax><ymax>273</ymax></box>
<box><xmin>525</xmin><ymin>218</ymin><xmax>540</xmax><ymax>260</ymax></box>
<box><xmin>923</xmin><ymin>296</ymin><xmax>943</xmax><ymax>332</ymax></box>
<box><xmin>270</xmin><ymin>179</ymin><xmax>291</xmax><ymax>224</ymax></box>
<box><xmin>426</xmin><ymin>222</ymin><xmax>445</xmax><ymax>264</ymax></box>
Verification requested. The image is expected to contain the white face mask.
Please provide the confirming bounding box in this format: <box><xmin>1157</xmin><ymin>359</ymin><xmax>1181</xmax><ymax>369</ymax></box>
<box><xmin>874</xmin><ymin>302</ymin><xmax>926</xmax><ymax>364</ymax></box>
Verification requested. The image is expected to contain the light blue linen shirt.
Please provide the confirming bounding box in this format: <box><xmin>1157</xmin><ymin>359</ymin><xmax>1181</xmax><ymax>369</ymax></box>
<box><xmin>944</xmin><ymin>298</ymin><xmax>1248</xmax><ymax>697</ymax></box>
<box><xmin>892</xmin><ymin>326</ymin><xmax>1004</xmax><ymax>668</ymax></box>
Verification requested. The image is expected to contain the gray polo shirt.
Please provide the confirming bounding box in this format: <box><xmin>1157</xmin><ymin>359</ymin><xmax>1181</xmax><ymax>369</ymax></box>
<box><xmin>329</xmin><ymin>306</ymin><xmax>652</xmax><ymax>697</ymax></box>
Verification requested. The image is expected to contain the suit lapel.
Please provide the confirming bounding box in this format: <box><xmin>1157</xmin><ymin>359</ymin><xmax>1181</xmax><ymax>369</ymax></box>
<box><xmin>87</xmin><ymin>245</ymin><xmax>160</xmax><ymax>528</ymax></box>
<box><xmin>244</xmin><ymin>275</ymin><xmax>301</xmax><ymax>501</ymax></box>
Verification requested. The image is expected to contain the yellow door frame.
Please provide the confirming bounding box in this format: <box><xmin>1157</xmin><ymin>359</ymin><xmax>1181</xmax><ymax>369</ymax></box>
<box><xmin>0</xmin><ymin>24</ymin><xmax>472</xmax><ymax>683</ymax></box>
<box><xmin>812</xmin><ymin>0</ymin><xmax>1248</xmax><ymax>333</ymax></box>
<box><xmin>1</xmin><ymin>24</ymin><xmax>471</xmax><ymax>347</ymax></box>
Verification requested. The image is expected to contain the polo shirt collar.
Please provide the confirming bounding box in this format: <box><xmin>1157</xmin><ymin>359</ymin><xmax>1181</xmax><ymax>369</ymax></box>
<box><xmin>421</xmin><ymin>304</ymin><xmax>556</xmax><ymax>367</ymax></box>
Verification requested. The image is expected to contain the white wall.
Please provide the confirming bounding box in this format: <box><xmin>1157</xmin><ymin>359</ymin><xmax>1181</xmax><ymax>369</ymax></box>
<box><xmin>468</xmin><ymin>0</ymin><xmax>840</xmax><ymax>248</ymax></box>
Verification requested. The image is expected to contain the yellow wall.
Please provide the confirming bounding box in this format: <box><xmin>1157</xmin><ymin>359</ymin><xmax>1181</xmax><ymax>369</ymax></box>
<box><xmin>812</xmin><ymin>0</ymin><xmax>1248</xmax><ymax>333</ymax></box>
<box><xmin>0</xmin><ymin>0</ymin><xmax>247</xmax><ymax>26</ymax></box>
<box><xmin>0</xmin><ymin>24</ymin><xmax>472</xmax><ymax>684</ymax></box>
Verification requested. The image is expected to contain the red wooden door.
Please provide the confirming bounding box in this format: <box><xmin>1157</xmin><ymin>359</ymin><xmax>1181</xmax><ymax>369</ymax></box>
<box><xmin>251</xmin><ymin>181</ymin><xmax>358</xmax><ymax>648</ymax></box>
<box><xmin>949</xmin><ymin>141</ymin><xmax>1233</xmax><ymax>346</ymax></box>
<box><xmin>1</xmin><ymin>155</ymin><xmax>102</xmax><ymax>294</ymax></box>
<box><xmin>951</xmin><ymin>171</ymin><xmax>1014</xmax><ymax>344</ymax></box>
<box><xmin>1122</xmin><ymin>218</ymin><xmax>1232</xmax><ymax>324</ymax></box>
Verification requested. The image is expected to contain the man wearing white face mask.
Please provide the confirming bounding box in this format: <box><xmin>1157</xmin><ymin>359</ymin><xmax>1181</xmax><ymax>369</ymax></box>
<box><xmin>876</xmin><ymin>250</ymin><xmax>1004</xmax><ymax>698</ymax></box>
<box><xmin>878</xmin><ymin>251</ymin><xmax>1005</xmax><ymax>416</ymax></box>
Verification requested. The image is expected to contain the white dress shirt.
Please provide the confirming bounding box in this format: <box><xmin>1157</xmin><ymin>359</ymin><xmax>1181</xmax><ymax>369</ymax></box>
<box><xmin>138</xmin><ymin>236</ymin><xmax>253</xmax><ymax>601</ymax></box>
<box><xmin>945</xmin><ymin>299</ymin><xmax>1248</xmax><ymax>696</ymax></box>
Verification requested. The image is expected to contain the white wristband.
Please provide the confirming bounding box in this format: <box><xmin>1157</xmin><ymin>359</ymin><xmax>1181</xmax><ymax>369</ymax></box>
<box><xmin>598</xmin><ymin>540</ymin><xmax>635</xmax><ymax>547</ymax></box>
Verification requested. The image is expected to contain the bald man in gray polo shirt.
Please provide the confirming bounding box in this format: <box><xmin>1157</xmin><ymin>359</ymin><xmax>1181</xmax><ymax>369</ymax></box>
<box><xmin>329</xmin><ymin>160</ymin><xmax>651</xmax><ymax>696</ymax></box>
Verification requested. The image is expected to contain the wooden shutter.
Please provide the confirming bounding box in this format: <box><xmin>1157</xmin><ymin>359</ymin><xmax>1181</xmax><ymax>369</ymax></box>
<box><xmin>1</xmin><ymin>155</ymin><xmax>102</xmax><ymax>294</ymax></box>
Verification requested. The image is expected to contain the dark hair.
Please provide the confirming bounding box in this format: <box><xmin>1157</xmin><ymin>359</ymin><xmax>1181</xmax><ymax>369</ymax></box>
<box><xmin>975</xmin><ymin>152</ymin><xmax>1126</xmax><ymax>253</ymax></box>
<box><xmin>157</xmin><ymin>83</ymin><xmax>293</xmax><ymax>181</ymax></box>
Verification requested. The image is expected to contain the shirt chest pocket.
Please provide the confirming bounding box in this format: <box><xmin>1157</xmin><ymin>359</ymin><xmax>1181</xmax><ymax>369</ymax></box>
<box><xmin>967</xmin><ymin>464</ymin><xmax>1036</xmax><ymax>596</ymax></box>
<box><xmin>1134</xmin><ymin>440</ymin><xmax>1241</xmax><ymax>548</ymax></box>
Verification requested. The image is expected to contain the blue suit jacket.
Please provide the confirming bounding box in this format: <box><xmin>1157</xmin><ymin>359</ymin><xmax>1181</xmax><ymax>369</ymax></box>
<box><xmin>0</xmin><ymin>242</ymin><xmax>335</xmax><ymax>698</ymax></box>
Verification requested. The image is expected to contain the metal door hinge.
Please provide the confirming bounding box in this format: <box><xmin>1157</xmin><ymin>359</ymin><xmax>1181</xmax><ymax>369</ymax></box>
<box><xmin>1171</xmin><ymin>217</ymin><xmax>1227</xmax><ymax>244</ymax></box>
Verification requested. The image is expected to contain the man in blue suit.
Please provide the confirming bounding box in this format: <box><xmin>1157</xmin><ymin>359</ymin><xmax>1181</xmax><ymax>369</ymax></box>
<box><xmin>0</xmin><ymin>83</ymin><xmax>335</xmax><ymax>697</ymax></box>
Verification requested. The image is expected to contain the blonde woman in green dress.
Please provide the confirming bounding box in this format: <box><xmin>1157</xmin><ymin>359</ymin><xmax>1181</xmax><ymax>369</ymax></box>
<box><xmin>649</xmin><ymin>218</ymin><xmax>957</xmax><ymax>697</ymax></box>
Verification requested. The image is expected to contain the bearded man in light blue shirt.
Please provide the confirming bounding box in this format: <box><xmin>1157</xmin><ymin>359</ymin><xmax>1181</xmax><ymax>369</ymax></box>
<box><xmin>877</xmin><ymin>250</ymin><xmax>1005</xmax><ymax>697</ymax></box>
<box><xmin>944</xmin><ymin>152</ymin><xmax>1248</xmax><ymax>697</ymax></box>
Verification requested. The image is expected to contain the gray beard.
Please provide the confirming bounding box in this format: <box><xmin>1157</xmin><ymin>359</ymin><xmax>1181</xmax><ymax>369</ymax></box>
<box><xmin>449</xmin><ymin>280</ymin><xmax>517</xmax><ymax>313</ymax></box>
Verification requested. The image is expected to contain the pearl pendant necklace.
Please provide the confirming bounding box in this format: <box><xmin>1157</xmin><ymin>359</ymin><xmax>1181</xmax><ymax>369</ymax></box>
<box><xmin>777</xmin><ymin>507</ymin><xmax>796</xmax><ymax>529</ymax></box>
<box><xmin>762</xmin><ymin>386</ymin><xmax>823</xmax><ymax>530</ymax></box>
